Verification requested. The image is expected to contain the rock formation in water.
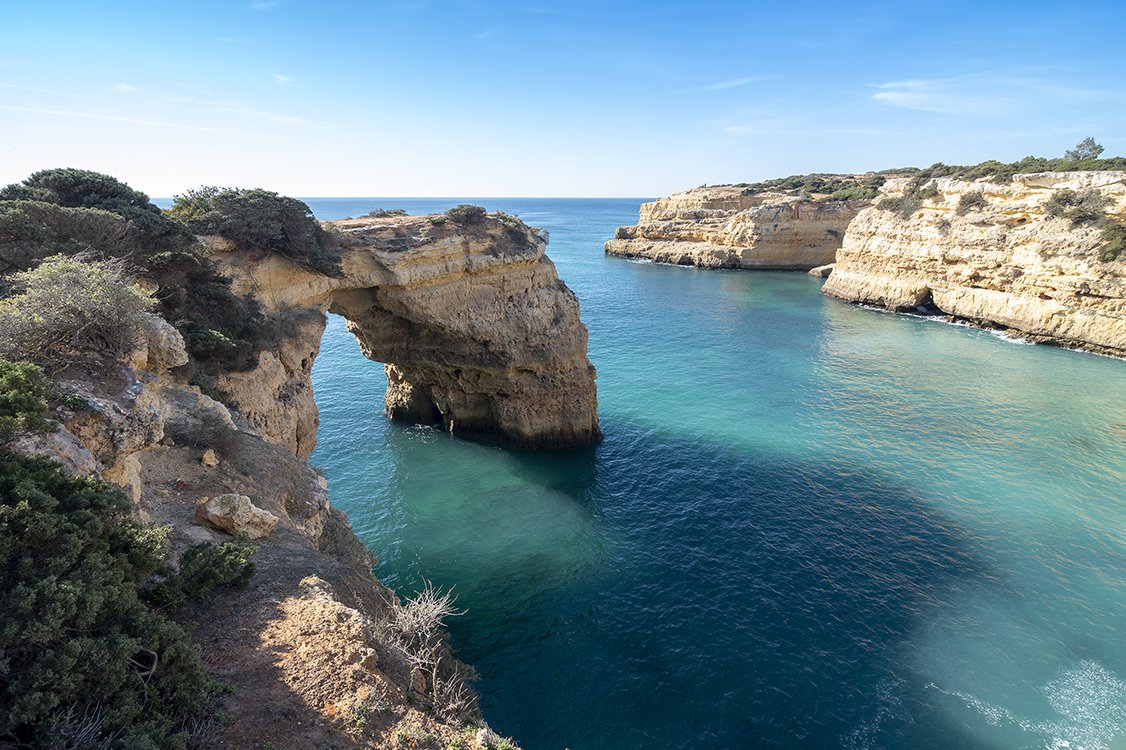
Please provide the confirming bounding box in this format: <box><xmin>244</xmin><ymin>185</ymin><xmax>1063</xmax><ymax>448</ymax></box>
<box><xmin>822</xmin><ymin>172</ymin><xmax>1126</xmax><ymax>356</ymax></box>
<box><xmin>605</xmin><ymin>185</ymin><xmax>868</xmax><ymax>269</ymax></box>
<box><xmin>209</xmin><ymin>214</ymin><xmax>601</xmax><ymax>459</ymax></box>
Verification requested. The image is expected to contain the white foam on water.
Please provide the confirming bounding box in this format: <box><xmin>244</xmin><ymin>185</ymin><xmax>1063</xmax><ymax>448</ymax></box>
<box><xmin>927</xmin><ymin>660</ymin><xmax>1126</xmax><ymax>750</ymax></box>
<box><xmin>844</xmin><ymin>677</ymin><xmax>909</xmax><ymax>750</ymax></box>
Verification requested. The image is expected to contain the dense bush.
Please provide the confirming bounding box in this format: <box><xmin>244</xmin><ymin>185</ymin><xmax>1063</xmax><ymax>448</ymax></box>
<box><xmin>732</xmin><ymin>173</ymin><xmax>886</xmax><ymax>200</ymax></box>
<box><xmin>0</xmin><ymin>453</ymin><xmax>219</xmax><ymax>748</ymax></box>
<box><xmin>444</xmin><ymin>204</ymin><xmax>487</xmax><ymax>225</ymax></box>
<box><xmin>1044</xmin><ymin>188</ymin><xmax>1111</xmax><ymax>226</ymax></box>
<box><xmin>169</xmin><ymin>187</ymin><xmax>342</xmax><ymax>277</ymax></box>
<box><xmin>955</xmin><ymin>191</ymin><xmax>988</xmax><ymax>216</ymax></box>
<box><xmin>0</xmin><ymin>255</ymin><xmax>154</xmax><ymax>366</ymax></box>
<box><xmin>899</xmin><ymin>154</ymin><xmax>1126</xmax><ymax>185</ymax></box>
<box><xmin>366</xmin><ymin>208</ymin><xmax>407</xmax><ymax>218</ymax></box>
<box><xmin>876</xmin><ymin>193</ymin><xmax>923</xmax><ymax>219</ymax></box>
<box><xmin>828</xmin><ymin>184</ymin><xmax>880</xmax><ymax>200</ymax></box>
<box><xmin>0</xmin><ymin>359</ymin><xmax>55</xmax><ymax>444</ymax></box>
<box><xmin>0</xmin><ymin>171</ymin><xmax>271</xmax><ymax>382</ymax></box>
<box><xmin>0</xmin><ymin>169</ymin><xmax>193</xmax><ymax>250</ymax></box>
<box><xmin>1099</xmin><ymin>222</ymin><xmax>1126</xmax><ymax>262</ymax></box>
<box><xmin>152</xmin><ymin>542</ymin><xmax>257</xmax><ymax>611</ymax></box>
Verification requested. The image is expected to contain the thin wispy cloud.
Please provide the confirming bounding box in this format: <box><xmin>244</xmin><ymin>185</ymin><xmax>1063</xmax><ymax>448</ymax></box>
<box><xmin>4</xmin><ymin>105</ymin><xmax>228</xmax><ymax>133</ymax></box>
<box><xmin>272</xmin><ymin>73</ymin><xmax>291</xmax><ymax>85</ymax></box>
<box><xmin>250</xmin><ymin>1</ymin><xmax>275</xmax><ymax>10</ymax></box>
<box><xmin>113</xmin><ymin>83</ymin><xmax>140</xmax><ymax>93</ymax></box>
<box><xmin>870</xmin><ymin>73</ymin><xmax>1110</xmax><ymax>117</ymax></box>
<box><xmin>700</xmin><ymin>76</ymin><xmax>772</xmax><ymax>92</ymax></box>
<box><xmin>474</xmin><ymin>28</ymin><xmax>500</xmax><ymax>39</ymax></box>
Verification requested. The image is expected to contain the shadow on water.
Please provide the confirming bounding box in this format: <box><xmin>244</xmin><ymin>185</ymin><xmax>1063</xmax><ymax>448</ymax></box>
<box><xmin>369</xmin><ymin>417</ymin><xmax>999</xmax><ymax>750</ymax></box>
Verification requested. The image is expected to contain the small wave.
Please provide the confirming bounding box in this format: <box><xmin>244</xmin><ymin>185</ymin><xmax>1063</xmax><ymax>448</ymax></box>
<box><xmin>855</xmin><ymin>304</ymin><xmax>1043</xmax><ymax>346</ymax></box>
<box><xmin>927</xmin><ymin>660</ymin><xmax>1126</xmax><ymax>750</ymax></box>
<box><xmin>844</xmin><ymin>678</ymin><xmax>909</xmax><ymax>750</ymax></box>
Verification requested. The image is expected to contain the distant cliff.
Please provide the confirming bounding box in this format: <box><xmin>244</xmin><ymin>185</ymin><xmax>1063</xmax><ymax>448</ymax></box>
<box><xmin>605</xmin><ymin>185</ymin><xmax>868</xmax><ymax>270</ymax></box>
<box><xmin>822</xmin><ymin>172</ymin><xmax>1126</xmax><ymax>356</ymax></box>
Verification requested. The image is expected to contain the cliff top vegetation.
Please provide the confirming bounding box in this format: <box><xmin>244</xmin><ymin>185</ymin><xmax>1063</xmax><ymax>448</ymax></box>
<box><xmin>715</xmin><ymin>139</ymin><xmax>1125</xmax><ymax>201</ymax></box>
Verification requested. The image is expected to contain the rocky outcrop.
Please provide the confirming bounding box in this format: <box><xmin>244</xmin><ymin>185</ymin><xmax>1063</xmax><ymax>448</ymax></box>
<box><xmin>209</xmin><ymin>214</ymin><xmax>600</xmax><ymax>459</ymax></box>
<box><xmin>822</xmin><ymin>172</ymin><xmax>1126</xmax><ymax>356</ymax></box>
<box><xmin>605</xmin><ymin>186</ymin><xmax>866</xmax><ymax>269</ymax></box>
<box><xmin>20</xmin><ymin>330</ymin><xmax>515</xmax><ymax>749</ymax></box>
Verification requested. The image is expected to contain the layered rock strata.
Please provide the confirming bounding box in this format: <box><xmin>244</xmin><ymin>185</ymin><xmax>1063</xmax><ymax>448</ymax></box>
<box><xmin>209</xmin><ymin>214</ymin><xmax>601</xmax><ymax>459</ymax></box>
<box><xmin>822</xmin><ymin>172</ymin><xmax>1126</xmax><ymax>356</ymax></box>
<box><xmin>605</xmin><ymin>186</ymin><xmax>866</xmax><ymax>269</ymax></box>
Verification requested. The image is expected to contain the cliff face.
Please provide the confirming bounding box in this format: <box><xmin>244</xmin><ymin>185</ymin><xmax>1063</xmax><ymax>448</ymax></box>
<box><xmin>19</xmin><ymin>319</ymin><xmax>500</xmax><ymax>749</ymax></box>
<box><xmin>604</xmin><ymin>186</ymin><xmax>866</xmax><ymax>269</ymax></box>
<box><xmin>822</xmin><ymin>172</ymin><xmax>1126</xmax><ymax>356</ymax></box>
<box><xmin>209</xmin><ymin>214</ymin><xmax>601</xmax><ymax>459</ymax></box>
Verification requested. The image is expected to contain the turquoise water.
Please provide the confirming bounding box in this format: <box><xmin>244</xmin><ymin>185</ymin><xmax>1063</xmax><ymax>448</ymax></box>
<box><xmin>305</xmin><ymin>199</ymin><xmax>1126</xmax><ymax>750</ymax></box>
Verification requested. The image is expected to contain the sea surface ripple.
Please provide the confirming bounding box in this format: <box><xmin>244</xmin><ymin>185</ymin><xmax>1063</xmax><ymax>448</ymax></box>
<box><xmin>306</xmin><ymin>198</ymin><xmax>1126</xmax><ymax>750</ymax></box>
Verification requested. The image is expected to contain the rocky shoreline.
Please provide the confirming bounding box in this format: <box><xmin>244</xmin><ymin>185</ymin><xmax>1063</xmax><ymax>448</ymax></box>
<box><xmin>823</xmin><ymin>171</ymin><xmax>1126</xmax><ymax>357</ymax></box>
<box><xmin>614</xmin><ymin>173</ymin><xmax>1126</xmax><ymax>357</ymax></box>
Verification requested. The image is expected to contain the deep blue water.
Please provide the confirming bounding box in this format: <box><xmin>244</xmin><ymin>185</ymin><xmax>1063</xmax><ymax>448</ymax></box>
<box><xmin>299</xmin><ymin>198</ymin><xmax>1126</xmax><ymax>750</ymax></box>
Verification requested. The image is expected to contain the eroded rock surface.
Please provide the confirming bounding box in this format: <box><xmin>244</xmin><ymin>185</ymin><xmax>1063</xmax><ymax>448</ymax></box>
<box><xmin>210</xmin><ymin>214</ymin><xmax>600</xmax><ymax>458</ymax></box>
<box><xmin>605</xmin><ymin>186</ymin><xmax>866</xmax><ymax>269</ymax></box>
<box><xmin>822</xmin><ymin>172</ymin><xmax>1126</xmax><ymax>356</ymax></box>
<box><xmin>16</xmin><ymin>336</ymin><xmax>513</xmax><ymax>748</ymax></box>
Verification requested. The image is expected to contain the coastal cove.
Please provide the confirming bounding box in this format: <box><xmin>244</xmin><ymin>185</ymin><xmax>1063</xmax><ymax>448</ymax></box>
<box><xmin>303</xmin><ymin>199</ymin><xmax>1126</xmax><ymax>750</ymax></box>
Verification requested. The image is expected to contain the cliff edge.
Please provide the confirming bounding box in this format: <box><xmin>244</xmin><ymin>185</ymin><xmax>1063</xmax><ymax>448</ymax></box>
<box><xmin>822</xmin><ymin>172</ymin><xmax>1126</xmax><ymax>356</ymax></box>
<box><xmin>605</xmin><ymin>185</ymin><xmax>868</xmax><ymax>270</ymax></box>
<box><xmin>209</xmin><ymin>212</ymin><xmax>601</xmax><ymax>459</ymax></box>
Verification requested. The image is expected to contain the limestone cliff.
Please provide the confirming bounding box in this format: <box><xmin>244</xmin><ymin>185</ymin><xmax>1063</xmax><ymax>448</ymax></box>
<box><xmin>822</xmin><ymin>172</ymin><xmax>1126</xmax><ymax>356</ymax></box>
<box><xmin>605</xmin><ymin>186</ymin><xmax>866</xmax><ymax>269</ymax></box>
<box><xmin>208</xmin><ymin>214</ymin><xmax>601</xmax><ymax>459</ymax></box>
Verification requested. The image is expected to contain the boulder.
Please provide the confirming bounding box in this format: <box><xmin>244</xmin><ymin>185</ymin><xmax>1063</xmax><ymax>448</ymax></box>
<box><xmin>195</xmin><ymin>494</ymin><xmax>279</xmax><ymax>539</ymax></box>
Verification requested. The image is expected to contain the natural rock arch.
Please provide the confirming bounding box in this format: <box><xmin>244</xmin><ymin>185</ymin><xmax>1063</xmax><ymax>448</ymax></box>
<box><xmin>207</xmin><ymin>213</ymin><xmax>601</xmax><ymax>459</ymax></box>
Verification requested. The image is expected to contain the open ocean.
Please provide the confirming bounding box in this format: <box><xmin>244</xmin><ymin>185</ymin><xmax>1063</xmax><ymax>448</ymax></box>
<box><xmin>300</xmin><ymin>198</ymin><xmax>1126</xmax><ymax>750</ymax></box>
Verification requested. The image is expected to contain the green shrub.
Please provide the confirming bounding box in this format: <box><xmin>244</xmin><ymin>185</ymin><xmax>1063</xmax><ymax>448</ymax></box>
<box><xmin>828</xmin><ymin>184</ymin><xmax>879</xmax><ymax>201</ymax></box>
<box><xmin>1044</xmin><ymin>188</ymin><xmax>1110</xmax><ymax>226</ymax></box>
<box><xmin>366</xmin><ymin>208</ymin><xmax>408</xmax><ymax>218</ymax></box>
<box><xmin>0</xmin><ymin>168</ymin><xmax>193</xmax><ymax>249</ymax></box>
<box><xmin>1099</xmin><ymin>222</ymin><xmax>1126</xmax><ymax>261</ymax></box>
<box><xmin>0</xmin><ymin>452</ymin><xmax>219</xmax><ymax>748</ymax></box>
<box><xmin>152</xmin><ymin>542</ymin><xmax>257</xmax><ymax>610</ymax></box>
<box><xmin>0</xmin><ymin>360</ymin><xmax>55</xmax><ymax>444</ymax></box>
<box><xmin>955</xmin><ymin>191</ymin><xmax>988</xmax><ymax>215</ymax></box>
<box><xmin>877</xmin><ymin>193</ymin><xmax>923</xmax><ymax>219</ymax></box>
<box><xmin>917</xmin><ymin>182</ymin><xmax>940</xmax><ymax>201</ymax></box>
<box><xmin>0</xmin><ymin>255</ymin><xmax>154</xmax><ymax>366</ymax></box>
<box><xmin>444</xmin><ymin>205</ymin><xmax>487</xmax><ymax>225</ymax></box>
<box><xmin>169</xmin><ymin>187</ymin><xmax>342</xmax><ymax>277</ymax></box>
<box><xmin>0</xmin><ymin>171</ymin><xmax>268</xmax><ymax>381</ymax></box>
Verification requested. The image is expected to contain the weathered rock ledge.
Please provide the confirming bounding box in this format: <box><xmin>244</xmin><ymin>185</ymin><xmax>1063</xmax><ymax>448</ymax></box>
<box><xmin>822</xmin><ymin>172</ymin><xmax>1126</xmax><ymax>356</ymax></box>
<box><xmin>605</xmin><ymin>186</ymin><xmax>866</xmax><ymax>269</ymax></box>
<box><xmin>209</xmin><ymin>214</ymin><xmax>601</xmax><ymax>459</ymax></box>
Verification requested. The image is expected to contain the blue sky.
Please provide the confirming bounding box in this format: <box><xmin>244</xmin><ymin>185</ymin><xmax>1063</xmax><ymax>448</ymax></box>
<box><xmin>2</xmin><ymin>0</ymin><xmax>1124</xmax><ymax>197</ymax></box>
